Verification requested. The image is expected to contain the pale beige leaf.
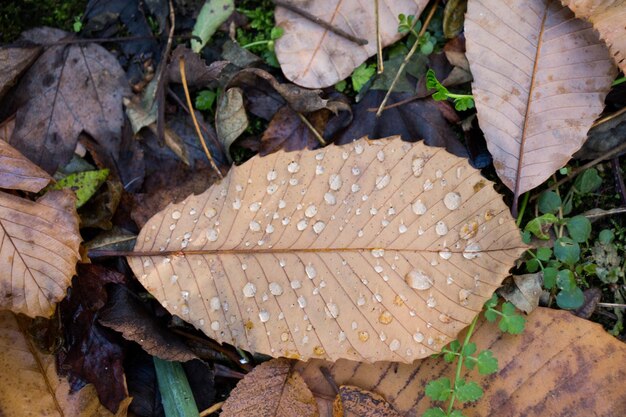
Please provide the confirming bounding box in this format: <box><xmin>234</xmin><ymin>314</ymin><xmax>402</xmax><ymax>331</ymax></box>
<box><xmin>221</xmin><ymin>358</ymin><xmax>318</xmax><ymax>417</ymax></box>
<box><xmin>561</xmin><ymin>0</ymin><xmax>626</xmax><ymax>72</ymax></box>
<box><xmin>465</xmin><ymin>0</ymin><xmax>617</xmax><ymax>204</ymax></box>
<box><xmin>128</xmin><ymin>137</ymin><xmax>525</xmax><ymax>363</ymax></box>
<box><xmin>0</xmin><ymin>138</ymin><xmax>52</xmax><ymax>192</ymax></box>
<box><xmin>0</xmin><ymin>189</ymin><xmax>81</xmax><ymax>318</ymax></box>
<box><xmin>298</xmin><ymin>307</ymin><xmax>626</xmax><ymax>417</ymax></box>
<box><xmin>0</xmin><ymin>311</ymin><xmax>130</xmax><ymax>417</ymax></box>
<box><xmin>274</xmin><ymin>0</ymin><xmax>428</xmax><ymax>88</ymax></box>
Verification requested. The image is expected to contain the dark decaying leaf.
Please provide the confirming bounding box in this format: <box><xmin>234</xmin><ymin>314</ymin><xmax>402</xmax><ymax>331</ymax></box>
<box><xmin>168</xmin><ymin>45</ymin><xmax>228</xmax><ymax>87</ymax></box>
<box><xmin>9</xmin><ymin>28</ymin><xmax>130</xmax><ymax>173</ymax></box>
<box><xmin>574</xmin><ymin>108</ymin><xmax>626</xmax><ymax>160</ymax></box>
<box><xmin>221</xmin><ymin>358</ymin><xmax>318</xmax><ymax>417</ymax></box>
<box><xmin>124</xmin><ymin>346</ymin><xmax>165</xmax><ymax>417</ymax></box>
<box><xmin>333</xmin><ymin>386</ymin><xmax>403</xmax><ymax>417</ymax></box>
<box><xmin>0</xmin><ymin>44</ymin><xmax>41</xmax><ymax>101</ymax></box>
<box><xmin>0</xmin><ymin>138</ymin><xmax>52</xmax><ymax>192</ymax></box>
<box><xmin>258</xmin><ymin>106</ymin><xmax>328</xmax><ymax>155</ymax></box>
<box><xmin>182</xmin><ymin>359</ymin><xmax>216</xmax><ymax>411</ymax></box>
<box><xmin>336</xmin><ymin>90</ymin><xmax>468</xmax><ymax>158</ymax></box>
<box><xmin>78</xmin><ymin>180</ymin><xmax>123</xmax><ymax>230</ymax></box>
<box><xmin>572</xmin><ymin>287</ymin><xmax>602</xmax><ymax>319</ymax></box>
<box><xmin>498</xmin><ymin>273</ymin><xmax>543</xmax><ymax>314</ymax></box>
<box><xmin>298</xmin><ymin>307</ymin><xmax>626</xmax><ymax>416</ymax></box>
<box><xmin>57</xmin><ymin>264</ymin><xmax>127</xmax><ymax>413</ymax></box>
<box><xmin>99</xmin><ymin>284</ymin><xmax>197</xmax><ymax>362</ymax></box>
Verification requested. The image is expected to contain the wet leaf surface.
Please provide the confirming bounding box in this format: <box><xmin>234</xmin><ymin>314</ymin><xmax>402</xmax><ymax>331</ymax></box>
<box><xmin>9</xmin><ymin>28</ymin><xmax>130</xmax><ymax>173</ymax></box>
<box><xmin>128</xmin><ymin>137</ymin><xmax>525</xmax><ymax>363</ymax></box>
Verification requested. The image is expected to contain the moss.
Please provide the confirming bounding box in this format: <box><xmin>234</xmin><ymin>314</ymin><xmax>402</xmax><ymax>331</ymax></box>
<box><xmin>0</xmin><ymin>0</ymin><xmax>87</xmax><ymax>43</ymax></box>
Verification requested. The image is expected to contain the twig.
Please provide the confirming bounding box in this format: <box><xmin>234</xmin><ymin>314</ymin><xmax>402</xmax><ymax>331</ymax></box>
<box><xmin>598</xmin><ymin>302</ymin><xmax>626</xmax><ymax>309</ymax></box>
<box><xmin>375</xmin><ymin>0</ymin><xmax>440</xmax><ymax>117</ymax></box>
<box><xmin>591</xmin><ymin>106</ymin><xmax>626</xmax><ymax>129</ymax></box>
<box><xmin>297</xmin><ymin>112</ymin><xmax>327</xmax><ymax>146</ymax></box>
<box><xmin>272</xmin><ymin>0</ymin><xmax>368</xmax><ymax>45</ymax></box>
<box><xmin>611</xmin><ymin>157</ymin><xmax>626</xmax><ymax>205</ymax></box>
<box><xmin>584</xmin><ymin>207</ymin><xmax>626</xmax><ymax>220</ymax></box>
<box><xmin>155</xmin><ymin>0</ymin><xmax>177</xmax><ymax>144</ymax></box>
<box><xmin>199</xmin><ymin>402</ymin><xmax>224</xmax><ymax>416</ymax></box>
<box><xmin>530</xmin><ymin>140</ymin><xmax>626</xmax><ymax>201</ymax></box>
<box><xmin>374</xmin><ymin>0</ymin><xmax>384</xmax><ymax>74</ymax></box>
<box><xmin>179</xmin><ymin>57</ymin><xmax>224</xmax><ymax>179</ymax></box>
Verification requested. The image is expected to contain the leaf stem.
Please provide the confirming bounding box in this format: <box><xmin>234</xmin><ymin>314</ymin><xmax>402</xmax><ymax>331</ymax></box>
<box><xmin>446</xmin><ymin>314</ymin><xmax>480</xmax><ymax>415</ymax></box>
<box><xmin>242</xmin><ymin>40</ymin><xmax>271</xmax><ymax>49</ymax></box>
<box><xmin>516</xmin><ymin>192</ymin><xmax>530</xmax><ymax>227</ymax></box>
<box><xmin>375</xmin><ymin>0</ymin><xmax>440</xmax><ymax>117</ymax></box>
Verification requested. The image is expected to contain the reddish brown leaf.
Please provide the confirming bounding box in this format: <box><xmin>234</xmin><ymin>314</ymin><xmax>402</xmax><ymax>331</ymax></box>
<box><xmin>0</xmin><ymin>44</ymin><xmax>41</xmax><ymax>101</ymax></box>
<box><xmin>333</xmin><ymin>386</ymin><xmax>402</xmax><ymax>417</ymax></box>
<box><xmin>260</xmin><ymin>106</ymin><xmax>328</xmax><ymax>155</ymax></box>
<box><xmin>0</xmin><ymin>138</ymin><xmax>52</xmax><ymax>192</ymax></box>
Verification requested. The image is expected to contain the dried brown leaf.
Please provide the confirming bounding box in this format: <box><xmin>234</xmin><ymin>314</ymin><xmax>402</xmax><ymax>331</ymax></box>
<box><xmin>498</xmin><ymin>273</ymin><xmax>543</xmax><ymax>314</ymax></box>
<box><xmin>0</xmin><ymin>44</ymin><xmax>41</xmax><ymax>101</ymax></box>
<box><xmin>0</xmin><ymin>138</ymin><xmax>52</xmax><ymax>192</ymax></box>
<box><xmin>260</xmin><ymin>106</ymin><xmax>328</xmax><ymax>155</ymax></box>
<box><xmin>221</xmin><ymin>358</ymin><xmax>318</xmax><ymax>417</ymax></box>
<box><xmin>333</xmin><ymin>386</ymin><xmax>402</xmax><ymax>417</ymax></box>
<box><xmin>561</xmin><ymin>0</ymin><xmax>626</xmax><ymax>72</ymax></box>
<box><xmin>0</xmin><ymin>310</ymin><xmax>130</xmax><ymax>417</ymax></box>
<box><xmin>465</xmin><ymin>0</ymin><xmax>617</xmax><ymax>203</ymax></box>
<box><xmin>298</xmin><ymin>307</ymin><xmax>626</xmax><ymax>417</ymax></box>
<box><xmin>128</xmin><ymin>137</ymin><xmax>525</xmax><ymax>363</ymax></box>
<box><xmin>216</xmin><ymin>87</ymin><xmax>248</xmax><ymax>159</ymax></box>
<box><xmin>9</xmin><ymin>29</ymin><xmax>129</xmax><ymax>173</ymax></box>
<box><xmin>0</xmin><ymin>189</ymin><xmax>80</xmax><ymax>318</ymax></box>
<box><xmin>274</xmin><ymin>0</ymin><xmax>428</xmax><ymax>88</ymax></box>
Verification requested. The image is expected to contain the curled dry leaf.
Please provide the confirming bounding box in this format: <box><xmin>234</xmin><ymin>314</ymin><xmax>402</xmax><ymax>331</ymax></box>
<box><xmin>221</xmin><ymin>358</ymin><xmax>318</xmax><ymax>417</ymax></box>
<box><xmin>298</xmin><ymin>307</ymin><xmax>626</xmax><ymax>416</ymax></box>
<box><xmin>0</xmin><ymin>189</ymin><xmax>80</xmax><ymax>318</ymax></box>
<box><xmin>128</xmin><ymin>137</ymin><xmax>525</xmax><ymax>363</ymax></box>
<box><xmin>465</xmin><ymin>0</ymin><xmax>617</xmax><ymax>204</ymax></box>
<box><xmin>216</xmin><ymin>87</ymin><xmax>248</xmax><ymax>159</ymax></box>
<box><xmin>0</xmin><ymin>311</ymin><xmax>131</xmax><ymax>417</ymax></box>
<box><xmin>10</xmin><ymin>29</ymin><xmax>129</xmax><ymax>174</ymax></box>
<box><xmin>497</xmin><ymin>273</ymin><xmax>543</xmax><ymax>314</ymax></box>
<box><xmin>274</xmin><ymin>0</ymin><xmax>428</xmax><ymax>88</ymax></box>
<box><xmin>560</xmin><ymin>0</ymin><xmax>626</xmax><ymax>72</ymax></box>
<box><xmin>0</xmin><ymin>139</ymin><xmax>52</xmax><ymax>192</ymax></box>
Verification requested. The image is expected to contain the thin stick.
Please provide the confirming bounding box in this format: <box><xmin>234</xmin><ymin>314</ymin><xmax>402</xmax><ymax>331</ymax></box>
<box><xmin>297</xmin><ymin>112</ymin><xmax>327</xmax><ymax>146</ymax></box>
<box><xmin>584</xmin><ymin>207</ymin><xmax>626</xmax><ymax>220</ymax></box>
<box><xmin>272</xmin><ymin>0</ymin><xmax>368</xmax><ymax>45</ymax></box>
<box><xmin>374</xmin><ymin>0</ymin><xmax>384</xmax><ymax>74</ymax></box>
<box><xmin>597</xmin><ymin>303</ymin><xmax>626</xmax><ymax>309</ymax></box>
<box><xmin>155</xmin><ymin>0</ymin><xmax>177</xmax><ymax>143</ymax></box>
<box><xmin>591</xmin><ymin>106</ymin><xmax>626</xmax><ymax>128</ymax></box>
<box><xmin>179</xmin><ymin>57</ymin><xmax>223</xmax><ymax>179</ymax></box>
<box><xmin>199</xmin><ymin>402</ymin><xmax>224</xmax><ymax>417</ymax></box>
<box><xmin>531</xmin><ymin>140</ymin><xmax>626</xmax><ymax>201</ymax></box>
<box><xmin>375</xmin><ymin>0</ymin><xmax>440</xmax><ymax>117</ymax></box>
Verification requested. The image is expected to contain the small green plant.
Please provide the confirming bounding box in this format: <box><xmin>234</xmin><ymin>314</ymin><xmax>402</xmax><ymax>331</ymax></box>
<box><xmin>398</xmin><ymin>14</ymin><xmax>436</xmax><ymax>55</ymax></box>
<box><xmin>426</xmin><ymin>69</ymin><xmax>475</xmax><ymax>111</ymax></box>
<box><xmin>521</xmin><ymin>168</ymin><xmax>603</xmax><ymax>309</ymax></box>
<box><xmin>236</xmin><ymin>1</ymin><xmax>283</xmax><ymax>67</ymax></box>
<box><xmin>424</xmin><ymin>295</ymin><xmax>525</xmax><ymax>417</ymax></box>
<box><xmin>350</xmin><ymin>62</ymin><xmax>376</xmax><ymax>92</ymax></box>
<box><xmin>195</xmin><ymin>89</ymin><xmax>217</xmax><ymax>113</ymax></box>
<box><xmin>72</xmin><ymin>15</ymin><xmax>83</xmax><ymax>33</ymax></box>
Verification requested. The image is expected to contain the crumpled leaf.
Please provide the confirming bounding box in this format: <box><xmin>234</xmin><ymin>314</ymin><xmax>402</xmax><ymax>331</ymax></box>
<box><xmin>0</xmin><ymin>189</ymin><xmax>80</xmax><ymax>318</ymax></box>
<box><xmin>216</xmin><ymin>87</ymin><xmax>249</xmax><ymax>160</ymax></box>
<box><xmin>274</xmin><ymin>0</ymin><xmax>428</xmax><ymax>88</ymax></box>
<box><xmin>0</xmin><ymin>310</ymin><xmax>131</xmax><ymax>417</ymax></box>
<box><xmin>168</xmin><ymin>45</ymin><xmax>228</xmax><ymax>87</ymax></box>
<box><xmin>128</xmin><ymin>137</ymin><xmax>525</xmax><ymax>363</ymax></box>
<box><xmin>498</xmin><ymin>273</ymin><xmax>543</xmax><ymax>314</ymax></box>
<box><xmin>221</xmin><ymin>358</ymin><xmax>318</xmax><ymax>417</ymax></box>
<box><xmin>259</xmin><ymin>106</ymin><xmax>327</xmax><ymax>155</ymax></box>
<box><xmin>49</xmin><ymin>169</ymin><xmax>110</xmax><ymax>208</ymax></box>
<box><xmin>99</xmin><ymin>284</ymin><xmax>197</xmax><ymax>362</ymax></box>
<box><xmin>443</xmin><ymin>0</ymin><xmax>467</xmax><ymax>39</ymax></box>
<box><xmin>57</xmin><ymin>264</ymin><xmax>128</xmax><ymax>413</ymax></box>
<box><xmin>560</xmin><ymin>0</ymin><xmax>626</xmax><ymax>72</ymax></box>
<box><xmin>298</xmin><ymin>307</ymin><xmax>626</xmax><ymax>416</ymax></box>
<box><xmin>191</xmin><ymin>0</ymin><xmax>234</xmax><ymax>53</ymax></box>
<box><xmin>333</xmin><ymin>386</ymin><xmax>402</xmax><ymax>417</ymax></box>
<box><xmin>0</xmin><ymin>43</ymin><xmax>41</xmax><ymax>101</ymax></box>
<box><xmin>0</xmin><ymin>138</ymin><xmax>52</xmax><ymax>192</ymax></box>
<box><xmin>10</xmin><ymin>28</ymin><xmax>130</xmax><ymax>174</ymax></box>
<box><xmin>465</xmin><ymin>0</ymin><xmax>617</xmax><ymax>205</ymax></box>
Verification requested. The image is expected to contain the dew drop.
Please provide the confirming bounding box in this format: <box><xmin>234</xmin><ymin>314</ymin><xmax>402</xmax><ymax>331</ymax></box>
<box><xmin>463</xmin><ymin>243</ymin><xmax>481</xmax><ymax>259</ymax></box>
<box><xmin>249</xmin><ymin>202</ymin><xmax>261</xmax><ymax>212</ymax></box>
<box><xmin>351</xmin><ymin>183</ymin><xmax>360</xmax><ymax>193</ymax></box>
<box><xmin>412</xmin><ymin>158</ymin><xmax>425</xmax><ymax>177</ymax></box>
<box><xmin>342</xmin><ymin>151</ymin><xmax>349</xmax><ymax>160</ymax></box>
<box><xmin>376</xmin><ymin>150</ymin><xmax>385</xmax><ymax>162</ymax></box>
<box><xmin>399</xmin><ymin>223</ymin><xmax>408</xmax><ymax>234</ymax></box>
<box><xmin>297</xmin><ymin>219</ymin><xmax>308</xmax><ymax>231</ymax></box>
<box><xmin>374</xmin><ymin>265</ymin><xmax>383</xmax><ymax>273</ymax></box>
<box><xmin>291</xmin><ymin>280</ymin><xmax>301</xmax><ymax>289</ymax></box>
<box><xmin>373</xmin><ymin>293</ymin><xmax>383</xmax><ymax>303</ymax></box>
<box><xmin>439</xmin><ymin>313</ymin><xmax>452</xmax><ymax>323</ymax></box>
<box><xmin>204</xmin><ymin>207</ymin><xmax>217</xmax><ymax>218</ymax></box>
<box><xmin>351</xmin><ymin>166</ymin><xmax>360</xmax><ymax>176</ymax></box>
<box><xmin>259</xmin><ymin>310</ymin><xmax>270</xmax><ymax>322</ymax></box>
<box><xmin>282</xmin><ymin>217</ymin><xmax>291</xmax><ymax>225</ymax></box>
<box><xmin>354</xmin><ymin>143</ymin><xmax>364</xmax><ymax>154</ymax></box>
<box><xmin>170</xmin><ymin>275</ymin><xmax>178</xmax><ymax>284</ymax></box>
<box><xmin>460</xmin><ymin>221</ymin><xmax>479</xmax><ymax>239</ymax></box>
<box><xmin>375</xmin><ymin>173</ymin><xmax>391</xmax><ymax>190</ymax></box>
<box><xmin>379</xmin><ymin>331</ymin><xmax>387</xmax><ymax>342</ymax></box>
<box><xmin>267</xmin><ymin>184</ymin><xmax>278</xmax><ymax>194</ymax></box>
<box><xmin>305</xmin><ymin>264</ymin><xmax>317</xmax><ymax>279</ymax></box>
<box><xmin>242</xmin><ymin>282</ymin><xmax>257</xmax><ymax>298</ymax></box>
<box><xmin>413</xmin><ymin>332</ymin><xmax>425</xmax><ymax>343</ymax></box>
<box><xmin>378</xmin><ymin>310</ymin><xmax>393</xmax><ymax>324</ymax></box>
<box><xmin>324</xmin><ymin>192</ymin><xmax>336</xmax><ymax>205</ymax></box>
<box><xmin>423</xmin><ymin>179</ymin><xmax>434</xmax><ymax>191</ymax></box>
<box><xmin>298</xmin><ymin>295</ymin><xmax>307</xmax><ymax>308</ymax></box>
<box><xmin>412</xmin><ymin>200</ymin><xmax>427</xmax><ymax>215</ymax></box>
<box><xmin>189</xmin><ymin>208</ymin><xmax>196</xmax><ymax>216</ymax></box>
<box><xmin>371</xmin><ymin>249</ymin><xmax>385</xmax><ymax>258</ymax></box>
<box><xmin>180</xmin><ymin>291</ymin><xmax>190</xmax><ymax>300</ymax></box>
<box><xmin>459</xmin><ymin>289</ymin><xmax>471</xmax><ymax>302</ymax></box>
<box><xmin>269</xmin><ymin>282</ymin><xmax>283</xmax><ymax>296</ymax></box>
<box><xmin>249</xmin><ymin>221</ymin><xmax>261</xmax><ymax>232</ymax></box>
<box><xmin>171</xmin><ymin>210</ymin><xmax>181</xmax><ymax>220</ymax></box>
<box><xmin>405</xmin><ymin>270</ymin><xmax>433</xmax><ymax>290</ymax></box>
<box><xmin>338</xmin><ymin>331</ymin><xmax>346</xmax><ymax>342</ymax></box>
<box><xmin>287</xmin><ymin>161</ymin><xmax>300</xmax><ymax>173</ymax></box>
<box><xmin>357</xmin><ymin>295</ymin><xmax>366</xmax><ymax>306</ymax></box>
<box><xmin>389</xmin><ymin>339</ymin><xmax>400</xmax><ymax>351</ymax></box>
<box><xmin>325</xmin><ymin>302</ymin><xmax>340</xmax><ymax>318</ymax></box>
<box><xmin>315</xmin><ymin>165</ymin><xmax>324</xmax><ymax>175</ymax></box>
<box><xmin>313</xmin><ymin>221</ymin><xmax>326</xmax><ymax>234</ymax></box>
<box><xmin>206</xmin><ymin>228</ymin><xmax>219</xmax><ymax>242</ymax></box>
<box><xmin>211</xmin><ymin>321</ymin><xmax>220</xmax><ymax>331</ymax></box>
<box><xmin>210</xmin><ymin>297</ymin><xmax>221</xmax><ymax>311</ymax></box>
<box><xmin>351</xmin><ymin>321</ymin><xmax>358</xmax><ymax>330</ymax></box>
<box><xmin>281</xmin><ymin>332</ymin><xmax>289</xmax><ymax>342</ymax></box>
<box><xmin>315</xmin><ymin>152</ymin><xmax>325</xmax><ymax>161</ymax></box>
<box><xmin>439</xmin><ymin>248</ymin><xmax>452</xmax><ymax>259</ymax></box>
<box><xmin>305</xmin><ymin>204</ymin><xmax>318</xmax><ymax>218</ymax></box>
<box><xmin>266</xmin><ymin>224</ymin><xmax>275</xmax><ymax>234</ymax></box>
<box><xmin>369</xmin><ymin>207</ymin><xmax>378</xmax><ymax>215</ymax></box>
<box><xmin>329</xmin><ymin>174</ymin><xmax>342</xmax><ymax>191</ymax></box>
<box><xmin>267</xmin><ymin>170</ymin><xmax>277</xmax><ymax>181</ymax></box>
<box><xmin>359</xmin><ymin>331</ymin><xmax>369</xmax><ymax>342</ymax></box>
<box><xmin>427</xmin><ymin>296</ymin><xmax>437</xmax><ymax>308</ymax></box>
<box><xmin>435</xmin><ymin>221</ymin><xmax>448</xmax><ymax>236</ymax></box>
<box><xmin>444</xmin><ymin>192</ymin><xmax>461</xmax><ymax>210</ymax></box>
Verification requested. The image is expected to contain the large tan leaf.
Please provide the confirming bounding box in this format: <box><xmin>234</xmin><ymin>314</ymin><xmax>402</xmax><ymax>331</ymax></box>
<box><xmin>561</xmin><ymin>0</ymin><xmax>626</xmax><ymax>72</ymax></box>
<box><xmin>0</xmin><ymin>189</ymin><xmax>81</xmax><ymax>318</ymax></box>
<box><xmin>274</xmin><ymin>0</ymin><xmax>428</xmax><ymax>88</ymax></box>
<box><xmin>221</xmin><ymin>358</ymin><xmax>318</xmax><ymax>417</ymax></box>
<box><xmin>0</xmin><ymin>138</ymin><xmax>52</xmax><ymax>192</ymax></box>
<box><xmin>465</xmin><ymin>0</ymin><xmax>617</xmax><ymax>205</ymax></box>
<box><xmin>0</xmin><ymin>311</ymin><xmax>131</xmax><ymax>416</ymax></box>
<box><xmin>298</xmin><ymin>307</ymin><xmax>626</xmax><ymax>416</ymax></box>
<box><xmin>128</xmin><ymin>137</ymin><xmax>525</xmax><ymax>363</ymax></box>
